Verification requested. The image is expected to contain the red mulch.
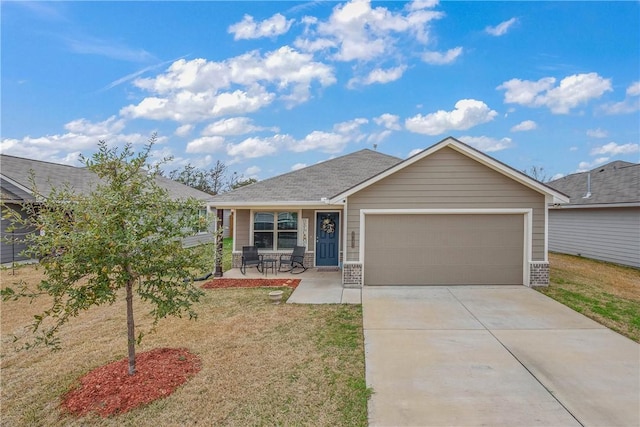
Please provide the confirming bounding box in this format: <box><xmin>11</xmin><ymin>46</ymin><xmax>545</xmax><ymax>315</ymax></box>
<box><xmin>201</xmin><ymin>278</ymin><xmax>301</xmax><ymax>289</ymax></box>
<box><xmin>61</xmin><ymin>348</ymin><xmax>201</xmax><ymax>418</ymax></box>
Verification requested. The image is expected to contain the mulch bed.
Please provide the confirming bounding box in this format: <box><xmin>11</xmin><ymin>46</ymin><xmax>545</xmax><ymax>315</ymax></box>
<box><xmin>61</xmin><ymin>348</ymin><xmax>201</xmax><ymax>418</ymax></box>
<box><xmin>201</xmin><ymin>278</ymin><xmax>301</xmax><ymax>289</ymax></box>
<box><xmin>60</xmin><ymin>280</ymin><xmax>299</xmax><ymax>419</ymax></box>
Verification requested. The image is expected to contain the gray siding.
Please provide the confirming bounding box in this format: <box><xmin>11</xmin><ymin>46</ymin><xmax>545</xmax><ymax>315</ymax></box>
<box><xmin>549</xmin><ymin>207</ymin><xmax>640</xmax><ymax>268</ymax></box>
<box><xmin>1</xmin><ymin>204</ymin><xmax>35</xmax><ymax>264</ymax></box>
<box><xmin>235</xmin><ymin>209</ymin><xmax>251</xmax><ymax>250</ymax></box>
<box><xmin>347</xmin><ymin>147</ymin><xmax>547</xmax><ymax>261</ymax></box>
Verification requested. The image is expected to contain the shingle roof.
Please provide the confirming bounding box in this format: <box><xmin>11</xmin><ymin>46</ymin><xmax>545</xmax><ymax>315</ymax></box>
<box><xmin>0</xmin><ymin>154</ymin><xmax>213</xmax><ymax>202</ymax></box>
<box><xmin>547</xmin><ymin>161</ymin><xmax>639</xmax><ymax>206</ymax></box>
<box><xmin>210</xmin><ymin>149</ymin><xmax>402</xmax><ymax>205</ymax></box>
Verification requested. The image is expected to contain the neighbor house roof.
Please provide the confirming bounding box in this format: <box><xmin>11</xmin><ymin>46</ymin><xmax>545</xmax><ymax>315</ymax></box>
<box><xmin>547</xmin><ymin>160</ymin><xmax>639</xmax><ymax>208</ymax></box>
<box><xmin>0</xmin><ymin>154</ymin><xmax>213</xmax><ymax>202</ymax></box>
<box><xmin>330</xmin><ymin>137</ymin><xmax>570</xmax><ymax>204</ymax></box>
<box><xmin>210</xmin><ymin>149</ymin><xmax>402</xmax><ymax>207</ymax></box>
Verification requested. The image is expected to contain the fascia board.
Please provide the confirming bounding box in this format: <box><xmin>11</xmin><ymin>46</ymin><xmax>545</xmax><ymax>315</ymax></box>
<box><xmin>207</xmin><ymin>201</ymin><xmax>343</xmax><ymax>209</ymax></box>
<box><xmin>550</xmin><ymin>202</ymin><xmax>640</xmax><ymax>209</ymax></box>
<box><xmin>0</xmin><ymin>174</ymin><xmax>34</xmax><ymax>197</ymax></box>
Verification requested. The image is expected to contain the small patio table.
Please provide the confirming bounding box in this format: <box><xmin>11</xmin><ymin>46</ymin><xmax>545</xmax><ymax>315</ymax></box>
<box><xmin>262</xmin><ymin>258</ymin><xmax>277</xmax><ymax>276</ymax></box>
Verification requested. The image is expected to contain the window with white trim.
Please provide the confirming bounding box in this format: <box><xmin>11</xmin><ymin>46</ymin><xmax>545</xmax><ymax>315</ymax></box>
<box><xmin>253</xmin><ymin>211</ymin><xmax>298</xmax><ymax>250</ymax></box>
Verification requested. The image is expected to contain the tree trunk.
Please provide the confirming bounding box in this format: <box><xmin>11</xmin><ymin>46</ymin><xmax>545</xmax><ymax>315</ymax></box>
<box><xmin>126</xmin><ymin>279</ymin><xmax>136</xmax><ymax>375</ymax></box>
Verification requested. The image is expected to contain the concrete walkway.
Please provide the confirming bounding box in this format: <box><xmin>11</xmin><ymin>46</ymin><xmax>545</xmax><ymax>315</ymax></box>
<box><xmin>222</xmin><ymin>267</ymin><xmax>359</xmax><ymax>304</ymax></box>
<box><xmin>363</xmin><ymin>286</ymin><xmax>640</xmax><ymax>427</ymax></box>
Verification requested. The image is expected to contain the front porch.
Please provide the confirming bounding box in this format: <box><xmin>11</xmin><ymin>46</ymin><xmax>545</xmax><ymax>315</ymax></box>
<box><xmin>220</xmin><ymin>266</ymin><xmax>360</xmax><ymax>304</ymax></box>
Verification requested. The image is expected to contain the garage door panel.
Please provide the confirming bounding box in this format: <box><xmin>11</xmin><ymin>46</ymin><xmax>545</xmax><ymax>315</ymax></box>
<box><xmin>364</xmin><ymin>214</ymin><xmax>524</xmax><ymax>285</ymax></box>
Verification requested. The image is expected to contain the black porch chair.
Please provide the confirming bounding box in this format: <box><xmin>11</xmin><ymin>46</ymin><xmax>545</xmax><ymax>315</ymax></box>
<box><xmin>241</xmin><ymin>246</ymin><xmax>263</xmax><ymax>274</ymax></box>
<box><xmin>278</xmin><ymin>245</ymin><xmax>308</xmax><ymax>274</ymax></box>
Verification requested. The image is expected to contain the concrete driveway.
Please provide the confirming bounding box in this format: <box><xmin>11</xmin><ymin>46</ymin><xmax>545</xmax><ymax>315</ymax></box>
<box><xmin>363</xmin><ymin>286</ymin><xmax>640</xmax><ymax>427</ymax></box>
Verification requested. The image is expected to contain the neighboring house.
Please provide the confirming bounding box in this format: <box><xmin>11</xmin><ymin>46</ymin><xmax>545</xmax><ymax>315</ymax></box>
<box><xmin>210</xmin><ymin>137</ymin><xmax>568</xmax><ymax>287</ymax></box>
<box><xmin>1</xmin><ymin>154</ymin><xmax>215</xmax><ymax>264</ymax></box>
<box><xmin>547</xmin><ymin>161</ymin><xmax>640</xmax><ymax>268</ymax></box>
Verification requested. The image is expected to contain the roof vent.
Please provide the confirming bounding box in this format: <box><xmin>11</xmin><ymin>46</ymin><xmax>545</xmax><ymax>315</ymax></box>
<box><xmin>582</xmin><ymin>172</ymin><xmax>592</xmax><ymax>199</ymax></box>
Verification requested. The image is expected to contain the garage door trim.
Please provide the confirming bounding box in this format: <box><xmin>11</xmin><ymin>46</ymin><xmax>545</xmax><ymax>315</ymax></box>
<box><xmin>359</xmin><ymin>208</ymin><xmax>533</xmax><ymax>286</ymax></box>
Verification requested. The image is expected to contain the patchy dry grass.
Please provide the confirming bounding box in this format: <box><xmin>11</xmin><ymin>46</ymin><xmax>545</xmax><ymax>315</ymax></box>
<box><xmin>1</xmin><ymin>264</ymin><xmax>368</xmax><ymax>426</ymax></box>
<box><xmin>539</xmin><ymin>253</ymin><xmax>640</xmax><ymax>342</ymax></box>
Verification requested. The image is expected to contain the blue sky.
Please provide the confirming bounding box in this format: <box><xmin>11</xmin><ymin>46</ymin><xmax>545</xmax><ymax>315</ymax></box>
<box><xmin>2</xmin><ymin>1</ymin><xmax>639</xmax><ymax>181</ymax></box>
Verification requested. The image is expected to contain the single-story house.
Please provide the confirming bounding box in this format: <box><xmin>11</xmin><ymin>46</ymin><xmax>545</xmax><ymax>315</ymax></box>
<box><xmin>547</xmin><ymin>161</ymin><xmax>640</xmax><ymax>268</ymax></box>
<box><xmin>1</xmin><ymin>154</ymin><xmax>215</xmax><ymax>264</ymax></box>
<box><xmin>210</xmin><ymin>136</ymin><xmax>569</xmax><ymax>287</ymax></box>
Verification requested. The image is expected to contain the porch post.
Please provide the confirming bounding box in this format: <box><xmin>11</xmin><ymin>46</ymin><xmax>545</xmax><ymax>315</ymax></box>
<box><xmin>214</xmin><ymin>208</ymin><xmax>224</xmax><ymax>277</ymax></box>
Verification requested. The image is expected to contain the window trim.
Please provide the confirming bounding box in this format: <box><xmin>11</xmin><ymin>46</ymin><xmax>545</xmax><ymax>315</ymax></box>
<box><xmin>250</xmin><ymin>210</ymin><xmax>302</xmax><ymax>251</ymax></box>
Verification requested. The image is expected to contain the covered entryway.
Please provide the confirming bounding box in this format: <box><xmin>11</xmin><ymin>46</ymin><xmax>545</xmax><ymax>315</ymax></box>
<box><xmin>364</xmin><ymin>213</ymin><xmax>525</xmax><ymax>285</ymax></box>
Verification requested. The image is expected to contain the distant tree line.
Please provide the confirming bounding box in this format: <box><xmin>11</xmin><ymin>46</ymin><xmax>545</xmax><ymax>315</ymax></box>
<box><xmin>167</xmin><ymin>161</ymin><xmax>257</xmax><ymax>195</ymax></box>
<box><xmin>522</xmin><ymin>165</ymin><xmax>549</xmax><ymax>183</ymax></box>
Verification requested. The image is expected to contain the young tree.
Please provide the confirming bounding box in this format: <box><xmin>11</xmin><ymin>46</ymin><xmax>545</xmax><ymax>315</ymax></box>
<box><xmin>169</xmin><ymin>160</ymin><xmax>227</xmax><ymax>195</ymax></box>
<box><xmin>1</xmin><ymin>137</ymin><xmax>213</xmax><ymax>375</ymax></box>
<box><xmin>522</xmin><ymin>165</ymin><xmax>550</xmax><ymax>183</ymax></box>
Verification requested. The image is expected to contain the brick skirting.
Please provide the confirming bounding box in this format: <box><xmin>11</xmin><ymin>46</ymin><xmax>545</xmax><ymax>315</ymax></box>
<box><xmin>342</xmin><ymin>263</ymin><xmax>363</xmax><ymax>288</ymax></box>
<box><xmin>529</xmin><ymin>261</ymin><xmax>550</xmax><ymax>286</ymax></box>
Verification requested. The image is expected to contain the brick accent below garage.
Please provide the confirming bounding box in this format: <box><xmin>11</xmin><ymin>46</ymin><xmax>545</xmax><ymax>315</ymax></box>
<box><xmin>343</xmin><ymin>263</ymin><xmax>363</xmax><ymax>288</ymax></box>
<box><xmin>529</xmin><ymin>261</ymin><xmax>550</xmax><ymax>286</ymax></box>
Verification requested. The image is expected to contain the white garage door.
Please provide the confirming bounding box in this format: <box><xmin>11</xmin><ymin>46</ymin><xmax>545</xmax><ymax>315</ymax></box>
<box><xmin>364</xmin><ymin>214</ymin><xmax>524</xmax><ymax>285</ymax></box>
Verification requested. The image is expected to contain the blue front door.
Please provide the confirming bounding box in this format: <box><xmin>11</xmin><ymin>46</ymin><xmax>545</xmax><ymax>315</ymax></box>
<box><xmin>316</xmin><ymin>212</ymin><xmax>339</xmax><ymax>266</ymax></box>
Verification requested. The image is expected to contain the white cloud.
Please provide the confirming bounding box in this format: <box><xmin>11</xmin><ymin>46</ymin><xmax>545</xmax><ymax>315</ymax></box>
<box><xmin>485</xmin><ymin>17</ymin><xmax>518</xmax><ymax>36</ymax></box>
<box><xmin>407</xmin><ymin>148</ymin><xmax>424</xmax><ymax>157</ymax></box>
<box><xmin>290</xmin><ymin>131</ymin><xmax>350</xmax><ymax>153</ymax></box>
<box><xmin>457</xmin><ymin>135</ymin><xmax>513</xmax><ymax>152</ymax></box>
<box><xmin>65</xmin><ymin>34</ymin><xmax>154</xmax><ymax>63</ymax></box>
<box><xmin>510</xmin><ymin>120</ymin><xmax>537</xmax><ymax>132</ymax></box>
<box><xmin>334</xmin><ymin>117</ymin><xmax>368</xmax><ymax>135</ymax></box>
<box><xmin>122</xmin><ymin>47</ymin><xmax>336</xmax><ymax>122</ymax></box>
<box><xmin>227</xmin><ymin>134</ymin><xmax>293</xmax><ymax>159</ymax></box>
<box><xmin>599</xmin><ymin>98</ymin><xmax>640</xmax><ymax>115</ymax></box>
<box><xmin>405</xmin><ymin>99</ymin><xmax>497</xmax><ymax>135</ymax></box>
<box><xmin>175</xmin><ymin>124</ymin><xmax>193</xmax><ymax>137</ymax></box>
<box><xmin>245</xmin><ymin>166</ymin><xmax>261</xmax><ymax>176</ymax></box>
<box><xmin>569</xmin><ymin>146</ymin><xmax>578</xmax><ymax>152</ymax></box>
<box><xmin>348</xmin><ymin>65</ymin><xmax>407</xmax><ymax>88</ymax></box>
<box><xmin>550</xmin><ymin>173</ymin><xmax>564</xmax><ymax>181</ymax></box>
<box><xmin>367</xmin><ymin>130</ymin><xmax>392</xmax><ymax>144</ymax></box>
<box><xmin>295</xmin><ymin>0</ymin><xmax>444</xmax><ymax>62</ymax></box>
<box><xmin>497</xmin><ymin>73</ymin><xmax>612</xmax><ymax>114</ymax></box>
<box><xmin>421</xmin><ymin>47</ymin><xmax>463</xmax><ymax>65</ymax></box>
<box><xmin>599</xmin><ymin>81</ymin><xmax>640</xmax><ymax>115</ymax></box>
<box><xmin>202</xmin><ymin>117</ymin><xmax>277</xmax><ymax>136</ymax></box>
<box><xmin>0</xmin><ymin>116</ymin><xmax>156</xmax><ymax>164</ymax></box>
<box><xmin>185</xmin><ymin>136</ymin><xmax>226</xmax><ymax>154</ymax></box>
<box><xmin>374</xmin><ymin>113</ymin><xmax>401</xmax><ymax>130</ymax></box>
<box><xmin>228</xmin><ymin>13</ymin><xmax>293</xmax><ymax>40</ymax></box>
<box><xmin>586</xmin><ymin>128</ymin><xmax>608</xmax><ymax>138</ymax></box>
<box><xmin>291</xmin><ymin>163</ymin><xmax>307</xmax><ymax>171</ymax></box>
<box><xmin>626</xmin><ymin>81</ymin><xmax>640</xmax><ymax>97</ymax></box>
<box><xmin>577</xmin><ymin>157</ymin><xmax>609</xmax><ymax>172</ymax></box>
<box><xmin>590</xmin><ymin>142</ymin><xmax>639</xmax><ymax>156</ymax></box>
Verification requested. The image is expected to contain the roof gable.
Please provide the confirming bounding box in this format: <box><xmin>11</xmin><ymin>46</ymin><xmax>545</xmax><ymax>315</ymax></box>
<box><xmin>210</xmin><ymin>149</ymin><xmax>401</xmax><ymax>206</ymax></box>
<box><xmin>330</xmin><ymin>137</ymin><xmax>569</xmax><ymax>204</ymax></box>
<box><xmin>547</xmin><ymin>161</ymin><xmax>639</xmax><ymax>206</ymax></box>
<box><xmin>0</xmin><ymin>154</ymin><xmax>213</xmax><ymax>202</ymax></box>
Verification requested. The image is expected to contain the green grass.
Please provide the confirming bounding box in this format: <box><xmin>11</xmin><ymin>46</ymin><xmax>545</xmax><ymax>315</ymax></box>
<box><xmin>222</xmin><ymin>237</ymin><xmax>233</xmax><ymax>271</ymax></box>
<box><xmin>538</xmin><ymin>253</ymin><xmax>640</xmax><ymax>342</ymax></box>
<box><xmin>1</xmin><ymin>264</ymin><xmax>369</xmax><ymax>426</ymax></box>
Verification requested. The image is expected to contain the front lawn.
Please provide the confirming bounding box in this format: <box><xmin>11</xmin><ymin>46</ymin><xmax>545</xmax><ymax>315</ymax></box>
<box><xmin>0</xmin><ymin>264</ymin><xmax>368</xmax><ymax>426</ymax></box>
<box><xmin>539</xmin><ymin>253</ymin><xmax>640</xmax><ymax>342</ymax></box>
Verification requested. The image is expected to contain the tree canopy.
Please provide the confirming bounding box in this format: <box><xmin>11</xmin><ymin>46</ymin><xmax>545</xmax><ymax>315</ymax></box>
<box><xmin>2</xmin><ymin>137</ymin><xmax>214</xmax><ymax>375</ymax></box>
<box><xmin>169</xmin><ymin>162</ymin><xmax>257</xmax><ymax>194</ymax></box>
